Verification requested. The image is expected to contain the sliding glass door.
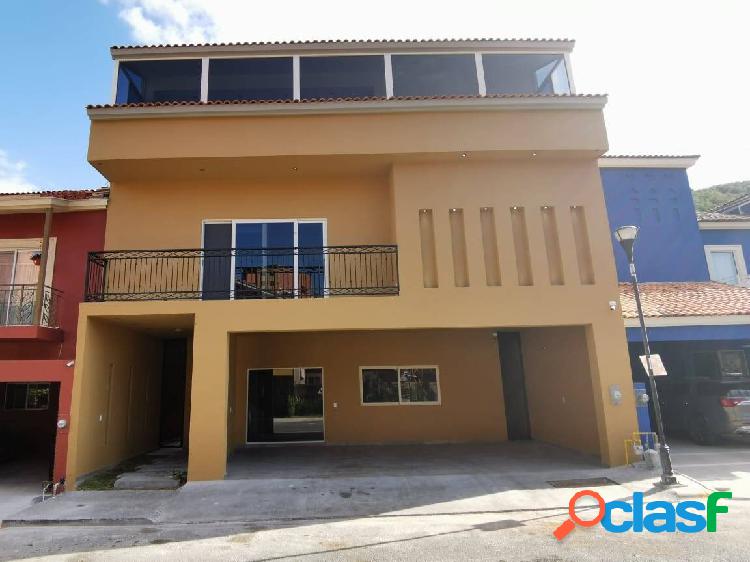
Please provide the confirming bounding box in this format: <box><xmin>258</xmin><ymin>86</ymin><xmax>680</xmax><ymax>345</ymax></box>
<box><xmin>202</xmin><ymin>219</ymin><xmax>325</xmax><ymax>299</ymax></box>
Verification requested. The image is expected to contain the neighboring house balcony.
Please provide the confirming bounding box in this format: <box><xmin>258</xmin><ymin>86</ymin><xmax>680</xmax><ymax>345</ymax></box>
<box><xmin>0</xmin><ymin>284</ymin><xmax>63</xmax><ymax>341</ymax></box>
<box><xmin>85</xmin><ymin>246</ymin><xmax>398</xmax><ymax>302</ymax></box>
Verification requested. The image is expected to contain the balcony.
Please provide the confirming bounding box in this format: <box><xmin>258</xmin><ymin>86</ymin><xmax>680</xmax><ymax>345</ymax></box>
<box><xmin>0</xmin><ymin>284</ymin><xmax>63</xmax><ymax>341</ymax></box>
<box><xmin>85</xmin><ymin>246</ymin><xmax>399</xmax><ymax>302</ymax></box>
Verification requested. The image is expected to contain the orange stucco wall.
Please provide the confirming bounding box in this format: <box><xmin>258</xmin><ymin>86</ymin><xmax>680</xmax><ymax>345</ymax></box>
<box><xmin>66</xmin><ymin>318</ymin><xmax>163</xmax><ymax>481</ymax></box>
<box><xmin>229</xmin><ymin>329</ymin><xmax>507</xmax><ymax>449</ymax></box>
<box><xmin>68</xmin><ymin>105</ymin><xmax>639</xmax><ymax>484</ymax></box>
<box><xmin>104</xmin><ymin>175</ymin><xmax>393</xmax><ymax>250</ymax></box>
<box><xmin>522</xmin><ymin>326</ymin><xmax>600</xmax><ymax>456</ymax></box>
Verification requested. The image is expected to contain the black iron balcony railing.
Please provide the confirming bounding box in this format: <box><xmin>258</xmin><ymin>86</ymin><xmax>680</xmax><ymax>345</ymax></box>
<box><xmin>0</xmin><ymin>284</ymin><xmax>62</xmax><ymax>328</ymax></box>
<box><xmin>85</xmin><ymin>246</ymin><xmax>399</xmax><ymax>302</ymax></box>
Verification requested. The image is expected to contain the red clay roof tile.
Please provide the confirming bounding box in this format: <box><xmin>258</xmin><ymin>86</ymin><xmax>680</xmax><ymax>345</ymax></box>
<box><xmin>619</xmin><ymin>282</ymin><xmax>750</xmax><ymax>319</ymax></box>
<box><xmin>111</xmin><ymin>38</ymin><xmax>574</xmax><ymax>50</ymax></box>
<box><xmin>0</xmin><ymin>188</ymin><xmax>109</xmax><ymax>200</ymax></box>
<box><xmin>87</xmin><ymin>93</ymin><xmax>605</xmax><ymax>110</ymax></box>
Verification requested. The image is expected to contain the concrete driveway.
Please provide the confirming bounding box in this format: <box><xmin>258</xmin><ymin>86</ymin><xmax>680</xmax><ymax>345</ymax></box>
<box><xmin>2</xmin><ymin>440</ymin><xmax>749</xmax><ymax>560</ymax></box>
<box><xmin>669</xmin><ymin>437</ymin><xmax>750</xmax><ymax>489</ymax></box>
<box><xmin>0</xmin><ymin>459</ymin><xmax>47</xmax><ymax>523</ymax></box>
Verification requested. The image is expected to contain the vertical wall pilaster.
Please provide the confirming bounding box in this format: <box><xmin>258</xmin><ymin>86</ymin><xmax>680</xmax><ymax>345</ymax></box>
<box><xmin>585</xmin><ymin>320</ymin><xmax>639</xmax><ymax>466</ymax></box>
<box><xmin>187</xmin><ymin>315</ymin><xmax>230</xmax><ymax>481</ymax></box>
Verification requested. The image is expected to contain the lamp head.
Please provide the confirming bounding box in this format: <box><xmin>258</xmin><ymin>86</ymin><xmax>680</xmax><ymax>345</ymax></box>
<box><xmin>614</xmin><ymin>225</ymin><xmax>639</xmax><ymax>263</ymax></box>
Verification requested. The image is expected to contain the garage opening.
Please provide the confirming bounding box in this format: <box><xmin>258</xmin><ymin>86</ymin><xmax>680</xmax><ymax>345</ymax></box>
<box><xmin>0</xmin><ymin>381</ymin><xmax>59</xmax><ymax>481</ymax></box>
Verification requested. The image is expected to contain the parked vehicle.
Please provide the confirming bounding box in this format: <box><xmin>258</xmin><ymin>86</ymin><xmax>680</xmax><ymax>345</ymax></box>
<box><xmin>661</xmin><ymin>378</ymin><xmax>750</xmax><ymax>445</ymax></box>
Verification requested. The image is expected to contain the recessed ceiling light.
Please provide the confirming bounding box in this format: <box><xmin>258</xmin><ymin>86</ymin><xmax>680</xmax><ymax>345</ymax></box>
<box><xmin>531</xmin><ymin>152</ymin><xmax>537</xmax><ymax>157</ymax></box>
<box><xmin>292</xmin><ymin>166</ymin><xmax>298</xmax><ymax>171</ymax></box>
<box><xmin>460</xmin><ymin>153</ymin><xmax>468</xmax><ymax>158</ymax></box>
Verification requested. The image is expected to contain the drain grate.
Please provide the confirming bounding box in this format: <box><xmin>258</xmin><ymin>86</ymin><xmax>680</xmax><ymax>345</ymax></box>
<box><xmin>547</xmin><ymin>477</ymin><xmax>618</xmax><ymax>488</ymax></box>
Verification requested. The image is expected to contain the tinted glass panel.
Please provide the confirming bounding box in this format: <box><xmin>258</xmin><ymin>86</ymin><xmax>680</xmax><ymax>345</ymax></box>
<box><xmin>392</xmin><ymin>54</ymin><xmax>478</xmax><ymax>97</ymax></box>
<box><xmin>235</xmin><ymin>223</ymin><xmax>295</xmax><ymax>299</ymax></box>
<box><xmin>4</xmin><ymin>383</ymin><xmax>27</xmax><ymax>409</ymax></box>
<box><xmin>301</xmin><ymin>56</ymin><xmax>385</xmax><ymax>99</ymax></box>
<box><xmin>209</xmin><ymin>57</ymin><xmax>293</xmax><ymax>101</ymax></box>
<box><xmin>116</xmin><ymin>59</ymin><xmax>201</xmax><ymax>103</ymax></box>
<box><xmin>482</xmin><ymin>54</ymin><xmax>571</xmax><ymax>95</ymax></box>
<box><xmin>399</xmin><ymin>368</ymin><xmax>439</xmax><ymax>403</ymax></box>
<box><xmin>201</xmin><ymin>223</ymin><xmax>232</xmax><ymax>300</ymax></box>
<box><xmin>26</xmin><ymin>383</ymin><xmax>49</xmax><ymax>409</ymax></box>
<box><xmin>362</xmin><ymin>368</ymin><xmax>399</xmax><ymax>403</ymax></box>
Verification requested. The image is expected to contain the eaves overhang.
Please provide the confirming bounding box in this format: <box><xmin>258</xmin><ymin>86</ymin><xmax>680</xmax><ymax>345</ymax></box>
<box><xmin>0</xmin><ymin>197</ymin><xmax>108</xmax><ymax>214</ymax></box>
<box><xmin>87</xmin><ymin>94</ymin><xmax>607</xmax><ymax>121</ymax></box>
<box><xmin>110</xmin><ymin>38</ymin><xmax>576</xmax><ymax>60</ymax></box>
<box><xmin>598</xmin><ymin>155</ymin><xmax>700</xmax><ymax>169</ymax></box>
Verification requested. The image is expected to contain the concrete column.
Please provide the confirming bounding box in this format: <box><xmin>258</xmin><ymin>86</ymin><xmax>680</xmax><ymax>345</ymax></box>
<box><xmin>585</xmin><ymin>320</ymin><xmax>639</xmax><ymax>466</ymax></box>
<box><xmin>187</xmin><ymin>316</ymin><xmax>230</xmax><ymax>481</ymax></box>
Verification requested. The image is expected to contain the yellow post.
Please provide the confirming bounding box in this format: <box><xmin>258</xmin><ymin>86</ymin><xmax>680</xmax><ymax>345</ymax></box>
<box><xmin>187</xmin><ymin>315</ymin><xmax>229</xmax><ymax>481</ymax></box>
<box><xmin>585</xmin><ymin>321</ymin><xmax>639</xmax><ymax>466</ymax></box>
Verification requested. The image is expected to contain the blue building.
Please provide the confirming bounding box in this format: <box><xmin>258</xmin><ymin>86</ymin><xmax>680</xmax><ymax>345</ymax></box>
<box><xmin>600</xmin><ymin>156</ymin><xmax>750</xmax><ymax>442</ymax></box>
<box><xmin>698</xmin><ymin>196</ymin><xmax>750</xmax><ymax>287</ymax></box>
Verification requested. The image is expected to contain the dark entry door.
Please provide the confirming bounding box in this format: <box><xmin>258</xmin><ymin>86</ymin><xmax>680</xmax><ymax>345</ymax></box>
<box><xmin>497</xmin><ymin>332</ymin><xmax>531</xmax><ymax>440</ymax></box>
<box><xmin>159</xmin><ymin>339</ymin><xmax>187</xmax><ymax>447</ymax></box>
<box><xmin>247</xmin><ymin>370</ymin><xmax>274</xmax><ymax>441</ymax></box>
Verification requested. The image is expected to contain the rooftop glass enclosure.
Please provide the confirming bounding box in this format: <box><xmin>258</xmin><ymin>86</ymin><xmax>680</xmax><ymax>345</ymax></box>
<box><xmin>114</xmin><ymin>52</ymin><xmax>572</xmax><ymax>104</ymax></box>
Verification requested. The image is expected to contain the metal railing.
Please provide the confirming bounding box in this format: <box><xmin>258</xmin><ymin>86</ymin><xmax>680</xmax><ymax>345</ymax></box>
<box><xmin>0</xmin><ymin>285</ymin><xmax>62</xmax><ymax>328</ymax></box>
<box><xmin>85</xmin><ymin>246</ymin><xmax>399</xmax><ymax>302</ymax></box>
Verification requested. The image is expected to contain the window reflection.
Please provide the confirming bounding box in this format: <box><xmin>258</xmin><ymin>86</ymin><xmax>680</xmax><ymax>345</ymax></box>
<box><xmin>392</xmin><ymin>54</ymin><xmax>478</xmax><ymax>97</ymax></box>
<box><xmin>301</xmin><ymin>56</ymin><xmax>385</xmax><ymax>99</ymax></box>
<box><xmin>116</xmin><ymin>59</ymin><xmax>202</xmax><ymax>104</ymax></box>
<box><xmin>482</xmin><ymin>54</ymin><xmax>570</xmax><ymax>95</ymax></box>
<box><xmin>209</xmin><ymin>57</ymin><xmax>293</xmax><ymax>101</ymax></box>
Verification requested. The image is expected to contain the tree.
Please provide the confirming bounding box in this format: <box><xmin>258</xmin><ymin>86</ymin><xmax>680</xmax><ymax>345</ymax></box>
<box><xmin>693</xmin><ymin>180</ymin><xmax>750</xmax><ymax>212</ymax></box>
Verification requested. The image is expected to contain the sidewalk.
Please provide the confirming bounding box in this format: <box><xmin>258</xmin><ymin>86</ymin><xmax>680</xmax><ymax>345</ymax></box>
<box><xmin>1</xmin><ymin>463</ymin><xmax>716</xmax><ymax>528</ymax></box>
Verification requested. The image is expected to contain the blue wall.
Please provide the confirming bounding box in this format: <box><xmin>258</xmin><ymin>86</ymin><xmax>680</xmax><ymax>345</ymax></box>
<box><xmin>627</xmin><ymin>324</ymin><xmax>750</xmax><ymax>342</ymax></box>
<box><xmin>600</xmin><ymin>167</ymin><xmax>710</xmax><ymax>282</ymax></box>
<box><xmin>700</xmin><ymin>228</ymin><xmax>750</xmax><ymax>276</ymax></box>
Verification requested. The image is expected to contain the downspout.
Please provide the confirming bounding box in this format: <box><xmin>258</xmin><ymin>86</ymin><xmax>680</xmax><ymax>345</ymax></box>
<box><xmin>32</xmin><ymin>206</ymin><xmax>53</xmax><ymax>326</ymax></box>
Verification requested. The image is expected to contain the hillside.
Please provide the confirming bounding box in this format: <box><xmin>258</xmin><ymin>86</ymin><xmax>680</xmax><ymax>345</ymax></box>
<box><xmin>693</xmin><ymin>180</ymin><xmax>750</xmax><ymax>211</ymax></box>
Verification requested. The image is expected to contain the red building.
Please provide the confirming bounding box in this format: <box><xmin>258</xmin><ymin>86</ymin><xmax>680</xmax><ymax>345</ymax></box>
<box><xmin>0</xmin><ymin>189</ymin><xmax>107</xmax><ymax>486</ymax></box>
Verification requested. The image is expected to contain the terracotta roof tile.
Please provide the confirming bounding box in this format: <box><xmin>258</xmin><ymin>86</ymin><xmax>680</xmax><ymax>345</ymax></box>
<box><xmin>87</xmin><ymin>93</ymin><xmax>605</xmax><ymax>110</ymax></box>
<box><xmin>111</xmin><ymin>38</ymin><xmax>574</xmax><ymax>50</ymax></box>
<box><xmin>619</xmin><ymin>282</ymin><xmax>750</xmax><ymax>319</ymax></box>
<box><xmin>697</xmin><ymin>211</ymin><xmax>750</xmax><ymax>223</ymax></box>
<box><xmin>0</xmin><ymin>188</ymin><xmax>109</xmax><ymax>200</ymax></box>
<box><xmin>600</xmin><ymin>154</ymin><xmax>700</xmax><ymax>159</ymax></box>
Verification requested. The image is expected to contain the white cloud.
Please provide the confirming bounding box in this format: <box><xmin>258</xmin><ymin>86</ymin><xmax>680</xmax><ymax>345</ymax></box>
<box><xmin>103</xmin><ymin>0</ymin><xmax>750</xmax><ymax>189</ymax></box>
<box><xmin>0</xmin><ymin>149</ymin><xmax>38</xmax><ymax>194</ymax></box>
<box><xmin>105</xmin><ymin>0</ymin><xmax>216</xmax><ymax>44</ymax></box>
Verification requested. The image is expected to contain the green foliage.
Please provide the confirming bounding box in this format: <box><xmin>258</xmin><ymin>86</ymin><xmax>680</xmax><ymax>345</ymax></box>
<box><xmin>693</xmin><ymin>180</ymin><xmax>750</xmax><ymax>212</ymax></box>
<box><xmin>77</xmin><ymin>455</ymin><xmax>153</xmax><ymax>490</ymax></box>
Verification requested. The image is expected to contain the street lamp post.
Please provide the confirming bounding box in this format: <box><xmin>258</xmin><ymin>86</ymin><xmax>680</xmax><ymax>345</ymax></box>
<box><xmin>614</xmin><ymin>225</ymin><xmax>678</xmax><ymax>486</ymax></box>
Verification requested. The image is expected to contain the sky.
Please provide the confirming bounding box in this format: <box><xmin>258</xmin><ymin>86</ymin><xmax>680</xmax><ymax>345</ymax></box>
<box><xmin>1</xmin><ymin>0</ymin><xmax>748</xmax><ymax>193</ymax></box>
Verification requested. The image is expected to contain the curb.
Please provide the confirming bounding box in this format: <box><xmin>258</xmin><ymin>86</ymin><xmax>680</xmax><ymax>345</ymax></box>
<box><xmin>1</xmin><ymin>517</ymin><xmax>154</xmax><ymax>528</ymax></box>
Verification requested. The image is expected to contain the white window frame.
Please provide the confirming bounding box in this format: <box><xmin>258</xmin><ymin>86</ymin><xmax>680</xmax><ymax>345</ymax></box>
<box><xmin>0</xmin><ymin>238</ymin><xmax>57</xmax><ymax>286</ymax></box>
<box><xmin>359</xmin><ymin>365</ymin><xmax>441</xmax><ymax>406</ymax></box>
<box><xmin>3</xmin><ymin>382</ymin><xmax>51</xmax><ymax>411</ymax></box>
<box><xmin>245</xmin><ymin>367</ymin><xmax>325</xmax><ymax>444</ymax></box>
<box><xmin>202</xmin><ymin>219</ymin><xmax>327</xmax><ymax>300</ymax></box>
<box><xmin>113</xmin><ymin>50</ymin><xmax>573</xmax><ymax>105</ymax></box>
<box><xmin>704</xmin><ymin>244</ymin><xmax>748</xmax><ymax>286</ymax></box>
<box><xmin>717</xmin><ymin>349</ymin><xmax>749</xmax><ymax>378</ymax></box>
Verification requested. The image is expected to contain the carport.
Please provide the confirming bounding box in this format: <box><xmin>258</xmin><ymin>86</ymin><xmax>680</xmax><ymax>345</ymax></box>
<box><xmin>226</xmin><ymin>441</ymin><xmax>600</xmax><ymax>481</ymax></box>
